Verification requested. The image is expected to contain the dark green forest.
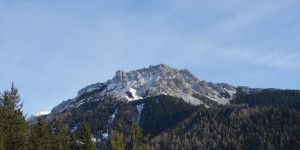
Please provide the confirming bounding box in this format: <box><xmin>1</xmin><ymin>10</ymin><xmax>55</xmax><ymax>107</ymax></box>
<box><xmin>144</xmin><ymin>105</ymin><xmax>300</xmax><ymax>150</ymax></box>
<box><xmin>1</xmin><ymin>84</ymin><xmax>300</xmax><ymax>150</ymax></box>
<box><xmin>232</xmin><ymin>88</ymin><xmax>300</xmax><ymax>110</ymax></box>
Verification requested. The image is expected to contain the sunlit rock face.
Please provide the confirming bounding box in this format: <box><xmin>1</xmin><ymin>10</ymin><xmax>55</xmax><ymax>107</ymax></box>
<box><xmin>50</xmin><ymin>64</ymin><xmax>245</xmax><ymax>116</ymax></box>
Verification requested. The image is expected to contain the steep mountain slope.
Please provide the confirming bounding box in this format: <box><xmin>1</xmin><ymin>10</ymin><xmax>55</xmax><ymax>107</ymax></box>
<box><xmin>145</xmin><ymin>105</ymin><xmax>300</xmax><ymax>150</ymax></box>
<box><xmin>46</xmin><ymin>95</ymin><xmax>199</xmax><ymax>145</ymax></box>
<box><xmin>49</xmin><ymin>64</ymin><xmax>243</xmax><ymax>116</ymax></box>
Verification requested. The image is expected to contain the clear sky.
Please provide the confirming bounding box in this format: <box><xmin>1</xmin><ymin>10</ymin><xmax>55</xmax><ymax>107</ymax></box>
<box><xmin>1</xmin><ymin>0</ymin><xmax>300</xmax><ymax>116</ymax></box>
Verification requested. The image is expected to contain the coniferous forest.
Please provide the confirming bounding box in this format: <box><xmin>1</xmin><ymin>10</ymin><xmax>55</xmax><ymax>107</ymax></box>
<box><xmin>1</xmin><ymin>84</ymin><xmax>300</xmax><ymax>150</ymax></box>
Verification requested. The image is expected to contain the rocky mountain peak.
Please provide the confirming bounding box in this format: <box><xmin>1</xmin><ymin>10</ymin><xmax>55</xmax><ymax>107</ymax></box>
<box><xmin>149</xmin><ymin>64</ymin><xmax>173</xmax><ymax>72</ymax></box>
<box><xmin>113</xmin><ymin>70</ymin><xmax>128</xmax><ymax>82</ymax></box>
<box><xmin>50</xmin><ymin>64</ymin><xmax>240</xmax><ymax>115</ymax></box>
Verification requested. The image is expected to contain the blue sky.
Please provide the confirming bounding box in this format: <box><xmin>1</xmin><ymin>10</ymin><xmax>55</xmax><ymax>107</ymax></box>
<box><xmin>0</xmin><ymin>0</ymin><xmax>300</xmax><ymax>115</ymax></box>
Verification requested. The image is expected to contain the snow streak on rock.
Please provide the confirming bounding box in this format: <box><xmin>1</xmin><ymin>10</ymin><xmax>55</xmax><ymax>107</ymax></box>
<box><xmin>136</xmin><ymin>103</ymin><xmax>145</xmax><ymax>123</ymax></box>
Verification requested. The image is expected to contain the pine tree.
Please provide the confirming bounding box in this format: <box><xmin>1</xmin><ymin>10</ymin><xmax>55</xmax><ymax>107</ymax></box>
<box><xmin>28</xmin><ymin>125</ymin><xmax>35</xmax><ymax>150</ymax></box>
<box><xmin>70</xmin><ymin>133</ymin><xmax>79</xmax><ymax>150</ymax></box>
<box><xmin>110</xmin><ymin>130</ymin><xmax>125</xmax><ymax>150</ymax></box>
<box><xmin>49</xmin><ymin>127</ymin><xmax>56</xmax><ymax>150</ymax></box>
<box><xmin>52</xmin><ymin>115</ymin><xmax>70</xmax><ymax>150</ymax></box>
<box><xmin>78</xmin><ymin>123</ymin><xmax>95</xmax><ymax>150</ymax></box>
<box><xmin>0</xmin><ymin>83</ymin><xmax>28</xmax><ymax>150</ymax></box>
<box><xmin>132</xmin><ymin>123</ymin><xmax>145</xmax><ymax>150</ymax></box>
<box><xmin>0</xmin><ymin>105</ymin><xmax>4</xmax><ymax>150</ymax></box>
<box><xmin>30</xmin><ymin>117</ymin><xmax>50</xmax><ymax>150</ymax></box>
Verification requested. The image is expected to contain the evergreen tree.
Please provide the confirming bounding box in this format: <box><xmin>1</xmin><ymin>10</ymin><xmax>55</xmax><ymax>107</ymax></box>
<box><xmin>78</xmin><ymin>123</ymin><xmax>95</xmax><ymax>150</ymax></box>
<box><xmin>69</xmin><ymin>133</ymin><xmax>79</xmax><ymax>150</ymax></box>
<box><xmin>28</xmin><ymin>125</ymin><xmax>37</xmax><ymax>150</ymax></box>
<box><xmin>52</xmin><ymin>116</ymin><xmax>70</xmax><ymax>150</ymax></box>
<box><xmin>29</xmin><ymin>117</ymin><xmax>50</xmax><ymax>150</ymax></box>
<box><xmin>0</xmin><ymin>105</ymin><xmax>4</xmax><ymax>150</ymax></box>
<box><xmin>132</xmin><ymin>124</ymin><xmax>145</xmax><ymax>150</ymax></box>
<box><xmin>110</xmin><ymin>130</ymin><xmax>125</xmax><ymax>150</ymax></box>
<box><xmin>0</xmin><ymin>83</ymin><xmax>28</xmax><ymax>150</ymax></box>
<box><xmin>49</xmin><ymin>127</ymin><xmax>56</xmax><ymax>150</ymax></box>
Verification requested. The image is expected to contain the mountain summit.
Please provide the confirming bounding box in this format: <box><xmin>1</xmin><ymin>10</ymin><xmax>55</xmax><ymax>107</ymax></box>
<box><xmin>50</xmin><ymin>64</ymin><xmax>238</xmax><ymax>115</ymax></box>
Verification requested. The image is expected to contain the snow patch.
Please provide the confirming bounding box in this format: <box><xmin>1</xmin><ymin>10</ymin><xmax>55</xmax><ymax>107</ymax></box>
<box><xmin>108</xmin><ymin>109</ymin><xmax>118</xmax><ymax>124</ymax></box>
<box><xmin>75</xmin><ymin>100</ymin><xmax>85</xmax><ymax>108</ymax></box>
<box><xmin>127</xmin><ymin>87</ymin><xmax>143</xmax><ymax>101</ymax></box>
<box><xmin>101</xmin><ymin>133</ymin><xmax>109</xmax><ymax>140</ymax></box>
<box><xmin>224</xmin><ymin>88</ymin><xmax>237</xmax><ymax>100</ymax></box>
<box><xmin>136</xmin><ymin>103</ymin><xmax>145</xmax><ymax>123</ymax></box>
<box><xmin>101</xmin><ymin>81</ymin><xmax>143</xmax><ymax>101</ymax></box>
<box><xmin>206</xmin><ymin>94</ymin><xmax>229</xmax><ymax>104</ymax></box>
<box><xmin>87</xmin><ymin>87</ymin><xmax>98</xmax><ymax>93</ymax></box>
<box><xmin>32</xmin><ymin>111</ymin><xmax>51</xmax><ymax>117</ymax></box>
<box><xmin>70</xmin><ymin>126</ymin><xmax>78</xmax><ymax>133</ymax></box>
<box><xmin>206</xmin><ymin>88</ymin><xmax>237</xmax><ymax>104</ymax></box>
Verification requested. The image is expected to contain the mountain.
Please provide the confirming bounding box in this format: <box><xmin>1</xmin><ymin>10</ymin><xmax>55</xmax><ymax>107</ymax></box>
<box><xmin>27</xmin><ymin>111</ymin><xmax>51</xmax><ymax>123</ymax></box>
<box><xmin>49</xmin><ymin>64</ymin><xmax>249</xmax><ymax>116</ymax></box>
<box><xmin>42</xmin><ymin>64</ymin><xmax>300</xmax><ymax>149</ymax></box>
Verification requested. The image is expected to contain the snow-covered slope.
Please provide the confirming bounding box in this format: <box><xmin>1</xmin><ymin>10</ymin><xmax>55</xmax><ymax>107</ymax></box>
<box><xmin>32</xmin><ymin>111</ymin><xmax>51</xmax><ymax>116</ymax></box>
<box><xmin>27</xmin><ymin>111</ymin><xmax>51</xmax><ymax>123</ymax></box>
<box><xmin>49</xmin><ymin>64</ymin><xmax>254</xmax><ymax>116</ymax></box>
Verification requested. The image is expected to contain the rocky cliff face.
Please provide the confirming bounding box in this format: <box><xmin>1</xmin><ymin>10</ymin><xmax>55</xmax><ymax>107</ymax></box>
<box><xmin>49</xmin><ymin>64</ymin><xmax>243</xmax><ymax>116</ymax></box>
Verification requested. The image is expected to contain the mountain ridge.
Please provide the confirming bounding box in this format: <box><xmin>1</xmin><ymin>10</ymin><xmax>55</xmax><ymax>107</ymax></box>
<box><xmin>49</xmin><ymin>64</ymin><xmax>257</xmax><ymax>116</ymax></box>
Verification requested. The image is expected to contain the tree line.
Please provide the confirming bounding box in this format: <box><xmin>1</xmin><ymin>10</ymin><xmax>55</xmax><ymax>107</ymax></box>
<box><xmin>0</xmin><ymin>83</ymin><xmax>147</xmax><ymax>150</ymax></box>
